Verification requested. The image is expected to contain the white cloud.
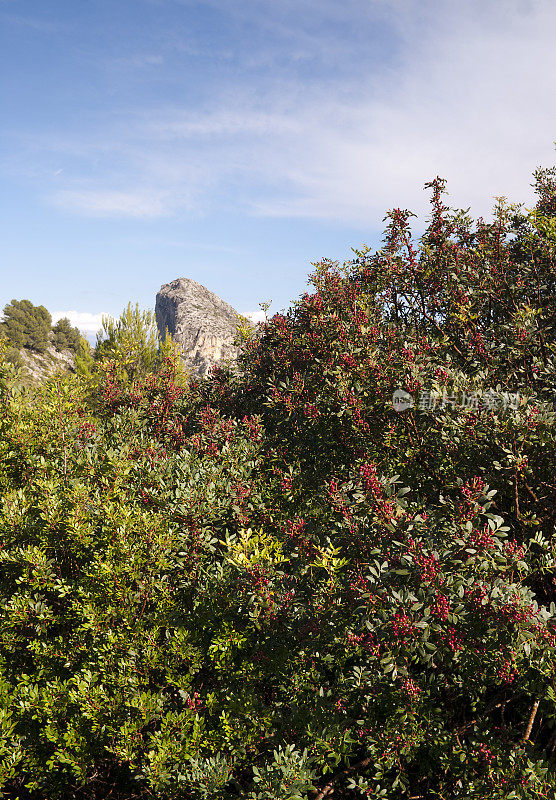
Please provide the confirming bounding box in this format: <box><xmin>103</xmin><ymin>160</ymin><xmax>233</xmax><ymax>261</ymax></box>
<box><xmin>242</xmin><ymin>310</ymin><xmax>267</xmax><ymax>323</ymax></box>
<box><xmin>51</xmin><ymin>311</ymin><xmax>109</xmax><ymax>334</ymax></box>
<box><xmin>242</xmin><ymin>0</ymin><xmax>556</xmax><ymax>223</ymax></box>
<box><xmin>29</xmin><ymin>0</ymin><xmax>556</xmax><ymax>225</ymax></box>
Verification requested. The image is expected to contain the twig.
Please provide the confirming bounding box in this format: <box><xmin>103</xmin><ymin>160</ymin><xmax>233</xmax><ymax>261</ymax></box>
<box><xmin>456</xmin><ymin>699</ymin><xmax>507</xmax><ymax>735</ymax></box>
<box><xmin>513</xmin><ymin>699</ymin><xmax>540</xmax><ymax>749</ymax></box>
<box><xmin>312</xmin><ymin>756</ymin><xmax>372</xmax><ymax>800</ymax></box>
<box><xmin>56</xmin><ymin>378</ymin><xmax>68</xmax><ymax>481</ymax></box>
<box><xmin>522</xmin><ymin>478</ymin><xmax>556</xmax><ymax>521</ymax></box>
<box><xmin>546</xmin><ymin>729</ymin><xmax>556</xmax><ymax>758</ymax></box>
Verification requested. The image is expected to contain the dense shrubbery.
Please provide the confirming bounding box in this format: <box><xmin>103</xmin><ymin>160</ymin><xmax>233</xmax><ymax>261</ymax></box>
<box><xmin>1</xmin><ymin>167</ymin><xmax>555</xmax><ymax>799</ymax></box>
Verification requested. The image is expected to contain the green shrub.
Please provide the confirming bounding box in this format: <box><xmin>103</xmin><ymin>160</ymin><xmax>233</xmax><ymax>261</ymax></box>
<box><xmin>2</xmin><ymin>345</ymin><xmax>23</xmax><ymax>368</ymax></box>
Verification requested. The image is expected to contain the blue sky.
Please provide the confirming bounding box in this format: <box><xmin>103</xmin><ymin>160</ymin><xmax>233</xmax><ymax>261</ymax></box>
<box><xmin>1</xmin><ymin>0</ymin><xmax>555</xmax><ymax>333</ymax></box>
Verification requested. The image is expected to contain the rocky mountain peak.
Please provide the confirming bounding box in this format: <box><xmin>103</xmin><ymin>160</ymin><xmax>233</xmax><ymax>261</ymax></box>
<box><xmin>155</xmin><ymin>277</ymin><xmax>251</xmax><ymax>377</ymax></box>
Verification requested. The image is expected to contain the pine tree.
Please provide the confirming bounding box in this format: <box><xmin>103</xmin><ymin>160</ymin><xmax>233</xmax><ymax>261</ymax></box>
<box><xmin>52</xmin><ymin>317</ymin><xmax>81</xmax><ymax>353</ymax></box>
<box><xmin>1</xmin><ymin>299</ymin><xmax>51</xmax><ymax>353</ymax></box>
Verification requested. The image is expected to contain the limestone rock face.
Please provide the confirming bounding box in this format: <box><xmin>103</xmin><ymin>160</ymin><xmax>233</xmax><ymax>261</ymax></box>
<box><xmin>18</xmin><ymin>345</ymin><xmax>75</xmax><ymax>384</ymax></box>
<box><xmin>155</xmin><ymin>277</ymin><xmax>249</xmax><ymax>377</ymax></box>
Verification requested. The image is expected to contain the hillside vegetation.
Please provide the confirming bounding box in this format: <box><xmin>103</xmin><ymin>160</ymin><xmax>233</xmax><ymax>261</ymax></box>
<box><xmin>0</xmin><ymin>300</ymin><xmax>87</xmax><ymax>384</ymax></box>
<box><xmin>0</xmin><ymin>167</ymin><xmax>555</xmax><ymax>799</ymax></box>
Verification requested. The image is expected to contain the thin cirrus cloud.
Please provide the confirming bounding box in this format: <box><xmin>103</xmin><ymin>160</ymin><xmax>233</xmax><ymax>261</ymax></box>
<box><xmin>52</xmin><ymin>189</ymin><xmax>172</xmax><ymax>218</ymax></box>
<box><xmin>0</xmin><ymin>13</ymin><xmax>69</xmax><ymax>33</ymax></box>
<box><xmin>43</xmin><ymin>0</ymin><xmax>556</xmax><ymax>226</ymax></box>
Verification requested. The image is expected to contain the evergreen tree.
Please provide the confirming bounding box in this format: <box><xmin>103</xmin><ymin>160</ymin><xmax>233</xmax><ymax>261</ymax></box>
<box><xmin>94</xmin><ymin>302</ymin><xmax>160</xmax><ymax>380</ymax></box>
<box><xmin>1</xmin><ymin>299</ymin><xmax>51</xmax><ymax>353</ymax></box>
<box><xmin>52</xmin><ymin>317</ymin><xmax>81</xmax><ymax>353</ymax></box>
<box><xmin>73</xmin><ymin>335</ymin><xmax>95</xmax><ymax>376</ymax></box>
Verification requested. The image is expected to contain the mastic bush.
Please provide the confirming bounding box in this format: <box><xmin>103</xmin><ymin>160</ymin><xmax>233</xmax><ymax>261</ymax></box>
<box><xmin>1</xmin><ymin>166</ymin><xmax>556</xmax><ymax>799</ymax></box>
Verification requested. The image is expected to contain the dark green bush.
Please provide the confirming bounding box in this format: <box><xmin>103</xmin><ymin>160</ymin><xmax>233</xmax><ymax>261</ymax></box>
<box><xmin>1</xmin><ymin>345</ymin><xmax>23</xmax><ymax>368</ymax></box>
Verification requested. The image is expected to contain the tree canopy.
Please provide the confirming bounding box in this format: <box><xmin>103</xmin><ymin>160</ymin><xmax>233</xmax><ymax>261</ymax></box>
<box><xmin>52</xmin><ymin>317</ymin><xmax>82</xmax><ymax>354</ymax></box>
<box><xmin>1</xmin><ymin>298</ymin><xmax>52</xmax><ymax>353</ymax></box>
